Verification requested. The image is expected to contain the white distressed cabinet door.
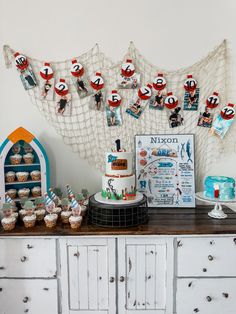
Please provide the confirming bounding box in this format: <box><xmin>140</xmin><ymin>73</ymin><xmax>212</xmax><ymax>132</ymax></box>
<box><xmin>118</xmin><ymin>237</ymin><xmax>173</xmax><ymax>314</ymax></box>
<box><xmin>59</xmin><ymin>237</ymin><xmax>116</xmax><ymax>314</ymax></box>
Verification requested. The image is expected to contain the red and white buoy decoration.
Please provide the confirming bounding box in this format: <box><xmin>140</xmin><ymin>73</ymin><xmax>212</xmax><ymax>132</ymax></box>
<box><xmin>70</xmin><ymin>59</ymin><xmax>84</xmax><ymax>77</ymax></box>
<box><xmin>121</xmin><ymin>59</ymin><xmax>135</xmax><ymax>77</ymax></box>
<box><xmin>184</xmin><ymin>74</ymin><xmax>197</xmax><ymax>92</ymax></box>
<box><xmin>153</xmin><ymin>73</ymin><xmax>166</xmax><ymax>91</ymax></box>
<box><xmin>206</xmin><ymin>92</ymin><xmax>220</xmax><ymax>109</ymax></box>
<box><xmin>107</xmin><ymin>90</ymin><xmax>122</xmax><ymax>107</ymax></box>
<box><xmin>40</xmin><ymin>63</ymin><xmax>54</xmax><ymax>80</ymax></box>
<box><xmin>164</xmin><ymin>92</ymin><xmax>179</xmax><ymax>109</ymax></box>
<box><xmin>54</xmin><ymin>79</ymin><xmax>69</xmax><ymax>96</ymax></box>
<box><xmin>138</xmin><ymin>83</ymin><xmax>153</xmax><ymax>100</ymax></box>
<box><xmin>220</xmin><ymin>103</ymin><xmax>235</xmax><ymax>120</ymax></box>
<box><xmin>90</xmin><ymin>72</ymin><xmax>104</xmax><ymax>90</ymax></box>
<box><xmin>14</xmin><ymin>52</ymin><xmax>28</xmax><ymax>71</ymax></box>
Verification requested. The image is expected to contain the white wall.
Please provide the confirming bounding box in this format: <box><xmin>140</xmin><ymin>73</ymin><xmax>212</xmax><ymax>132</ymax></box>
<box><xmin>0</xmin><ymin>0</ymin><xmax>236</xmax><ymax>195</ymax></box>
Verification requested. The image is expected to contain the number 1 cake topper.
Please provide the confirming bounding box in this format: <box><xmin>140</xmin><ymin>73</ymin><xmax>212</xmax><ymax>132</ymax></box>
<box><xmin>70</xmin><ymin>59</ymin><xmax>84</xmax><ymax>77</ymax></box>
<box><xmin>153</xmin><ymin>73</ymin><xmax>167</xmax><ymax>91</ymax></box>
<box><xmin>90</xmin><ymin>72</ymin><xmax>104</xmax><ymax>90</ymax></box>
<box><xmin>121</xmin><ymin>59</ymin><xmax>135</xmax><ymax>77</ymax></box>
<box><xmin>138</xmin><ymin>83</ymin><xmax>153</xmax><ymax>100</ymax></box>
<box><xmin>40</xmin><ymin>63</ymin><xmax>54</xmax><ymax>80</ymax></box>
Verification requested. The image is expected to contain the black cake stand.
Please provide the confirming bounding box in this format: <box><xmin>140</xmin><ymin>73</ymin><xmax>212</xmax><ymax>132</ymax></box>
<box><xmin>88</xmin><ymin>193</ymin><xmax>148</xmax><ymax>228</ymax></box>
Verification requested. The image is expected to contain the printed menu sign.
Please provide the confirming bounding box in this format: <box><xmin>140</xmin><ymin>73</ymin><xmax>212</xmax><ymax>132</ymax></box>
<box><xmin>135</xmin><ymin>134</ymin><xmax>195</xmax><ymax>207</ymax></box>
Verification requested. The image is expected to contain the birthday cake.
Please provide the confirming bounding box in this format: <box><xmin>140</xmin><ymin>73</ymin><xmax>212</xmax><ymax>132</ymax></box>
<box><xmin>101</xmin><ymin>140</ymin><xmax>136</xmax><ymax>200</ymax></box>
<box><xmin>204</xmin><ymin>176</ymin><xmax>235</xmax><ymax>200</ymax></box>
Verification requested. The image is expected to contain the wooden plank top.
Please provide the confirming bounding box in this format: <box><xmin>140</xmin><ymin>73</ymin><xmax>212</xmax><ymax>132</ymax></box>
<box><xmin>1</xmin><ymin>206</ymin><xmax>236</xmax><ymax>236</ymax></box>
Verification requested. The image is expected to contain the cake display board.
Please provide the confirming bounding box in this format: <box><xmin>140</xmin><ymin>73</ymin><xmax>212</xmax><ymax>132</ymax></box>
<box><xmin>195</xmin><ymin>192</ymin><xmax>236</xmax><ymax>219</ymax></box>
<box><xmin>0</xmin><ymin>127</ymin><xmax>50</xmax><ymax>204</ymax></box>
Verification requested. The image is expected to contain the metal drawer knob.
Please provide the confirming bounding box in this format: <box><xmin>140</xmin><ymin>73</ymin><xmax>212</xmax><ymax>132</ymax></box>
<box><xmin>109</xmin><ymin>277</ymin><xmax>115</xmax><ymax>283</ymax></box>
<box><xmin>202</xmin><ymin>268</ymin><xmax>207</xmax><ymax>272</ymax></box>
<box><xmin>23</xmin><ymin>297</ymin><xmax>29</xmax><ymax>303</ymax></box>
<box><xmin>233</xmin><ymin>238</ymin><xmax>236</xmax><ymax>244</ymax></box>
<box><xmin>24</xmin><ymin>310</ymin><xmax>29</xmax><ymax>313</ymax></box>
<box><xmin>0</xmin><ymin>266</ymin><xmax>5</xmax><ymax>270</ymax></box>
<box><xmin>74</xmin><ymin>252</ymin><xmax>80</xmax><ymax>257</ymax></box>
<box><xmin>21</xmin><ymin>256</ymin><xmax>27</xmax><ymax>263</ymax></box>
<box><xmin>120</xmin><ymin>276</ymin><xmax>125</xmax><ymax>282</ymax></box>
<box><xmin>223</xmin><ymin>292</ymin><xmax>229</xmax><ymax>298</ymax></box>
<box><xmin>193</xmin><ymin>308</ymin><xmax>199</xmax><ymax>313</ymax></box>
<box><xmin>27</xmin><ymin>244</ymin><xmax>33</xmax><ymax>249</ymax></box>
<box><xmin>0</xmin><ymin>288</ymin><xmax>2</xmax><ymax>292</ymax></box>
<box><xmin>177</xmin><ymin>240</ymin><xmax>183</xmax><ymax>247</ymax></box>
<box><xmin>208</xmin><ymin>255</ymin><xmax>214</xmax><ymax>261</ymax></box>
<box><xmin>206</xmin><ymin>296</ymin><xmax>212</xmax><ymax>302</ymax></box>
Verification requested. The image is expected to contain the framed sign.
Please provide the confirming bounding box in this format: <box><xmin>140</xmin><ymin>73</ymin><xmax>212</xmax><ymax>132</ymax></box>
<box><xmin>135</xmin><ymin>134</ymin><xmax>195</xmax><ymax>207</ymax></box>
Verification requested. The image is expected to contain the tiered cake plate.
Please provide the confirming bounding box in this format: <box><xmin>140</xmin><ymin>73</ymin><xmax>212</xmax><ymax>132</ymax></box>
<box><xmin>88</xmin><ymin>192</ymin><xmax>148</xmax><ymax>227</ymax></box>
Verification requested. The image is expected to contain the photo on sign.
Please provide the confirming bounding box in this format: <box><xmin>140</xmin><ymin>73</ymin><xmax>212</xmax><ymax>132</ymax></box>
<box><xmin>106</xmin><ymin>105</ymin><xmax>122</xmax><ymax>127</ymax></box>
<box><xmin>40</xmin><ymin>79</ymin><xmax>54</xmax><ymax>101</ymax></box>
<box><xmin>197</xmin><ymin>106</ymin><xmax>214</xmax><ymax>128</ymax></box>
<box><xmin>72</xmin><ymin>75</ymin><xmax>93</xmax><ymax>99</ymax></box>
<box><xmin>91</xmin><ymin>90</ymin><xmax>105</xmax><ymax>111</ymax></box>
<box><xmin>126</xmin><ymin>97</ymin><xmax>146</xmax><ymax>119</ymax></box>
<box><xmin>135</xmin><ymin>134</ymin><xmax>195</xmax><ymax>208</ymax></box>
<box><xmin>168</xmin><ymin>107</ymin><xmax>184</xmax><ymax>128</ymax></box>
<box><xmin>148</xmin><ymin>90</ymin><xmax>166</xmax><ymax>110</ymax></box>
<box><xmin>20</xmin><ymin>67</ymin><xmax>37</xmax><ymax>90</ymax></box>
<box><xmin>117</xmin><ymin>73</ymin><xmax>141</xmax><ymax>89</ymax></box>
<box><xmin>56</xmin><ymin>94</ymin><xmax>72</xmax><ymax>116</ymax></box>
<box><xmin>183</xmin><ymin>88</ymin><xmax>200</xmax><ymax>111</ymax></box>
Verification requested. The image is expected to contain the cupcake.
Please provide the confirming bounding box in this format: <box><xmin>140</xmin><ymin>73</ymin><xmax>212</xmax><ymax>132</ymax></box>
<box><xmin>31</xmin><ymin>186</ymin><xmax>41</xmax><ymax>197</ymax></box>
<box><xmin>52</xmin><ymin>207</ymin><xmax>61</xmax><ymax>215</ymax></box>
<box><xmin>69</xmin><ymin>215</ymin><xmax>82</xmax><ymax>229</ymax></box>
<box><xmin>23</xmin><ymin>214</ymin><xmax>36</xmax><ymax>228</ymax></box>
<box><xmin>80</xmin><ymin>205</ymin><xmax>87</xmax><ymax>217</ymax></box>
<box><xmin>10</xmin><ymin>154</ymin><xmax>22</xmax><ymax>165</ymax></box>
<box><xmin>61</xmin><ymin>198</ymin><xmax>70</xmax><ymax>211</ymax></box>
<box><xmin>30</xmin><ymin>170</ymin><xmax>41</xmax><ymax>181</ymax></box>
<box><xmin>35</xmin><ymin>197</ymin><xmax>45</xmax><ymax>209</ymax></box>
<box><xmin>24</xmin><ymin>143</ymin><xmax>33</xmax><ymax>154</ymax></box>
<box><xmin>23</xmin><ymin>153</ymin><xmax>34</xmax><ymax>164</ymax></box>
<box><xmin>44</xmin><ymin>213</ymin><xmax>58</xmax><ymax>228</ymax></box>
<box><xmin>81</xmin><ymin>189</ymin><xmax>89</xmax><ymax>199</ymax></box>
<box><xmin>35</xmin><ymin>208</ymin><xmax>46</xmax><ymax>221</ymax></box>
<box><xmin>61</xmin><ymin>210</ymin><xmax>72</xmax><ymax>224</ymax></box>
<box><xmin>19</xmin><ymin>209</ymin><xmax>27</xmax><ymax>220</ymax></box>
<box><xmin>18</xmin><ymin>188</ymin><xmax>30</xmax><ymax>199</ymax></box>
<box><xmin>6</xmin><ymin>189</ymin><xmax>17</xmax><ymax>199</ymax></box>
<box><xmin>5</xmin><ymin>171</ymin><xmax>16</xmax><ymax>183</ymax></box>
<box><xmin>1</xmin><ymin>203</ymin><xmax>16</xmax><ymax>231</ymax></box>
<box><xmin>76</xmin><ymin>193</ymin><xmax>85</xmax><ymax>206</ymax></box>
<box><xmin>23</xmin><ymin>201</ymin><xmax>36</xmax><ymax>228</ymax></box>
<box><xmin>16</xmin><ymin>172</ymin><xmax>29</xmax><ymax>182</ymax></box>
<box><xmin>12</xmin><ymin>143</ymin><xmax>21</xmax><ymax>154</ymax></box>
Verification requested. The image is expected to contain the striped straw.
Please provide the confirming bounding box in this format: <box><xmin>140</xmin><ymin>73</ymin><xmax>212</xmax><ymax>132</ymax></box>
<box><xmin>49</xmin><ymin>188</ymin><xmax>58</xmax><ymax>201</ymax></box>
<box><xmin>44</xmin><ymin>193</ymin><xmax>54</xmax><ymax>206</ymax></box>
<box><xmin>66</xmin><ymin>184</ymin><xmax>74</xmax><ymax>197</ymax></box>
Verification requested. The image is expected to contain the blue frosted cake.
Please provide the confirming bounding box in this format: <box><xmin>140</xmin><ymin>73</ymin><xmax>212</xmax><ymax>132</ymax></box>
<box><xmin>204</xmin><ymin>176</ymin><xmax>235</xmax><ymax>200</ymax></box>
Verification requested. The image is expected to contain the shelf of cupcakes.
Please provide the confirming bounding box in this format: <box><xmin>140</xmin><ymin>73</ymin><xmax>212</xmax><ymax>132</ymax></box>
<box><xmin>5</xmin><ymin>169</ymin><xmax>41</xmax><ymax>186</ymax></box>
<box><xmin>0</xmin><ymin>185</ymin><xmax>90</xmax><ymax>231</ymax></box>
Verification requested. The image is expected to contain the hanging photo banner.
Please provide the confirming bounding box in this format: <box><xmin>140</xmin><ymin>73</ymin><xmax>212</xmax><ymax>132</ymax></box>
<box><xmin>71</xmin><ymin>59</ymin><xmax>92</xmax><ymax>98</ymax></box>
<box><xmin>118</xmin><ymin>59</ymin><xmax>141</xmax><ymax>89</ymax></box>
<box><xmin>55</xmin><ymin>79</ymin><xmax>72</xmax><ymax>116</ymax></box>
<box><xmin>135</xmin><ymin>134</ymin><xmax>196</xmax><ymax>208</ymax></box>
<box><xmin>90</xmin><ymin>72</ymin><xmax>104</xmax><ymax>90</ymax></box>
<box><xmin>39</xmin><ymin>62</ymin><xmax>54</xmax><ymax>100</ymax></box>
<box><xmin>14</xmin><ymin>52</ymin><xmax>37</xmax><ymax>90</ymax></box>
<box><xmin>211</xmin><ymin>103</ymin><xmax>235</xmax><ymax>138</ymax></box>
<box><xmin>152</xmin><ymin>73</ymin><xmax>167</xmax><ymax>91</ymax></box>
<box><xmin>138</xmin><ymin>83</ymin><xmax>153</xmax><ymax>100</ymax></box>
<box><xmin>183</xmin><ymin>74</ymin><xmax>199</xmax><ymax>111</ymax></box>
<box><xmin>165</xmin><ymin>92</ymin><xmax>184</xmax><ymax>128</ymax></box>
<box><xmin>106</xmin><ymin>90</ymin><xmax>122</xmax><ymax>127</ymax></box>
<box><xmin>197</xmin><ymin>92</ymin><xmax>219</xmax><ymax>128</ymax></box>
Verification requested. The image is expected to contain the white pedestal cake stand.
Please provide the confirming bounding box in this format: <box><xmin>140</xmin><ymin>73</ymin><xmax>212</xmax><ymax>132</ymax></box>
<box><xmin>195</xmin><ymin>192</ymin><xmax>236</xmax><ymax>219</ymax></box>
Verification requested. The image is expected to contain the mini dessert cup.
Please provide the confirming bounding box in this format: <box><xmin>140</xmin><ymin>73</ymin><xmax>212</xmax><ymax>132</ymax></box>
<box><xmin>10</xmin><ymin>154</ymin><xmax>22</xmax><ymax>165</ymax></box>
<box><xmin>5</xmin><ymin>171</ymin><xmax>16</xmax><ymax>183</ymax></box>
<box><xmin>18</xmin><ymin>188</ymin><xmax>30</xmax><ymax>199</ymax></box>
<box><xmin>35</xmin><ymin>209</ymin><xmax>46</xmax><ymax>221</ymax></box>
<box><xmin>61</xmin><ymin>210</ymin><xmax>72</xmax><ymax>224</ymax></box>
<box><xmin>16</xmin><ymin>172</ymin><xmax>29</xmax><ymax>182</ymax></box>
<box><xmin>35</xmin><ymin>197</ymin><xmax>45</xmax><ymax>210</ymax></box>
<box><xmin>23</xmin><ymin>214</ymin><xmax>36</xmax><ymax>228</ymax></box>
<box><xmin>1</xmin><ymin>216</ymin><xmax>16</xmax><ymax>231</ymax></box>
<box><xmin>44</xmin><ymin>213</ymin><xmax>58</xmax><ymax>228</ymax></box>
<box><xmin>31</xmin><ymin>186</ymin><xmax>41</xmax><ymax>197</ymax></box>
<box><xmin>30</xmin><ymin>170</ymin><xmax>41</xmax><ymax>181</ymax></box>
<box><xmin>69</xmin><ymin>215</ymin><xmax>82</xmax><ymax>229</ymax></box>
<box><xmin>23</xmin><ymin>153</ymin><xmax>34</xmax><ymax>164</ymax></box>
<box><xmin>6</xmin><ymin>189</ymin><xmax>17</xmax><ymax>199</ymax></box>
<box><xmin>23</xmin><ymin>200</ymin><xmax>35</xmax><ymax>215</ymax></box>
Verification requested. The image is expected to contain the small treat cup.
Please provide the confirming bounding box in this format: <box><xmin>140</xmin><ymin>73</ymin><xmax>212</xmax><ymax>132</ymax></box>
<box><xmin>23</xmin><ymin>153</ymin><xmax>34</xmax><ymax>164</ymax></box>
<box><xmin>18</xmin><ymin>188</ymin><xmax>30</xmax><ymax>199</ymax></box>
<box><xmin>23</xmin><ymin>214</ymin><xmax>36</xmax><ymax>228</ymax></box>
<box><xmin>30</xmin><ymin>170</ymin><xmax>41</xmax><ymax>181</ymax></box>
<box><xmin>35</xmin><ymin>209</ymin><xmax>46</xmax><ymax>221</ymax></box>
<box><xmin>5</xmin><ymin>171</ymin><xmax>16</xmax><ymax>183</ymax></box>
<box><xmin>61</xmin><ymin>210</ymin><xmax>72</xmax><ymax>224</ymax></box>
<box><xmin>10</xmin><ymin>154</ymin><xmax>22</xmax><ymax>165</ymax></box>
<box><xmin>16</xmin><ymin>172</ymin><xmax>29</xmax><ymax>182</ymax></box>
<box><xmin>31</xmin><ymin>186</ymin><xmax>41</xmax><ymax>197</ymax></box>
<box><xmin>44</xmin><ymin>213</ymin><xmax>58</xmax><ymax>228</ymax></box>
<box><xmin>6</xmin><ymin>189</ymin><xmax>17</xmax><ymax>199</ymax></box>
<box><xmin>1</xmin><ymin>216</ymin><xmax>16</xmax><ymax>231</ymax></box>
<box><xmin>69</xmin><ymin>215</ymin><xmax>82</xmax><ymax>229</ymax></box>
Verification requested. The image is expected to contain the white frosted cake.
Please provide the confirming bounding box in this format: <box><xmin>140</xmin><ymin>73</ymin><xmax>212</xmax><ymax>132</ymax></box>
<box><xmin>101</xmin><ymin>140</ymin><xmax>136</xmax><ymax>200</ymax></box>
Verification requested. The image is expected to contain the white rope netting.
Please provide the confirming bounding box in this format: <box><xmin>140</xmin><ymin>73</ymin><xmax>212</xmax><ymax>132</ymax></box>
<box><xmin>3</xmin><ymin>40</ymin><xmax>233</xmax><ymax>190</ymax></box>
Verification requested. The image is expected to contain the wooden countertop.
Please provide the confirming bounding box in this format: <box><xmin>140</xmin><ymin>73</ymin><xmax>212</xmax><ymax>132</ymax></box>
<box><xmin>1</xmin><ymin>206</ymin><xmax>236</xmax><ymax>236</ymax></box>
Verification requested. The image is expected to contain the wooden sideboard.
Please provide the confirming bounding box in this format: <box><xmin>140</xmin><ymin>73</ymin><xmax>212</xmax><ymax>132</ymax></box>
<box><xmin>0</xmin><ymin>206</ymin><xmax>236</xmax><ymax>314</ymax></box>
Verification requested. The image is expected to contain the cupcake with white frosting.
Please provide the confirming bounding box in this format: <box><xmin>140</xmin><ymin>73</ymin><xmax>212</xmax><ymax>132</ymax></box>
<box><xmin>6</xmin><ymin>189</ymin><xmax>17</xmax><ymax>199</ymax></box>
<box><xmin>5</xmin><ymin>171</ymin><xmax>16</xmax><ymax>183</ymax></box>
<box><xmin>10</xmin><ymin>154</ymin><xmax>22</xmax><ymax>165</ymax></box>
<box><xmin>44</xmin><ymin>193</ymin><xmax>58</xmax><ymax>228</ymax></box>
<box><xmin>18</xmin><ymin>188</ymin><xmax>30</xmax><ymax>199</ymax></box>
<box><xmin>69</xmin><ymin>196</ymin><xmax>83</xmax><ymax>229</ymax></box>
<box><xmin>23</xmin><ymin>201</ymin><xmax>36</xmax><ymax>228</ymax></box>
<box><xmin>31</xmin><ymin>186</ymin><xmax>41</xmax><ymax>197</ymax></box>
<box><xmin>23</xmin><ymin>153</ymin><xmax>34</xmax><ymax>164</ymax></box>
<box><xmin>1</xmin><ymin>203</ymin><xmax>16</xmax><ymax>231</ymax></box>
<box><xmin>30</xmin><ymin>170</ymin><xmax>41</xmax><ymax>181</ymax></box>
<box><xmin>16</xmin><ymin>172</ymin><xmax>29</xmax><ymax>182</ymax></box>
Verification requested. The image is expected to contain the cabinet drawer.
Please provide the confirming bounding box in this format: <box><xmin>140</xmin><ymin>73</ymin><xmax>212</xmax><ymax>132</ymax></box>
<box><xmin>0</xmin><ymin>279</ymin><xmax>58</xmax><ymax>314</ymax></box>
<box><xmin>0</xmin><ymin>238</ymin><xmax>57</xmax><ymax>278</ymax></box>
<box><xmin>177</xmin><ymin>278</ymin><xmax>236</xmax><ymax>314</ymax></box>
<box><xmin>177</xmin><ymin>237</ymin><xmax>236</xmax><ymax>277</ymax></box>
